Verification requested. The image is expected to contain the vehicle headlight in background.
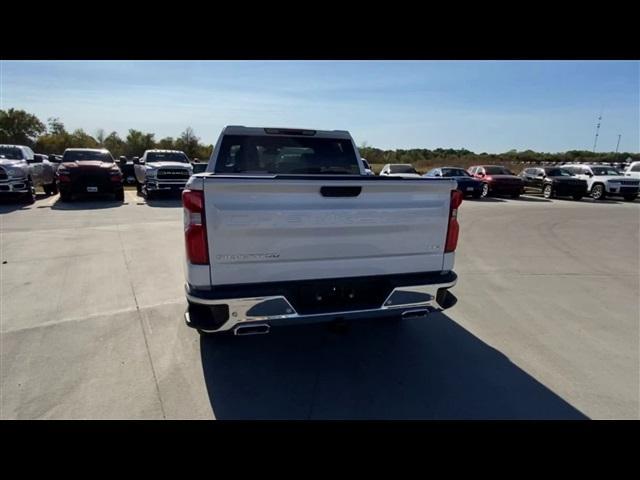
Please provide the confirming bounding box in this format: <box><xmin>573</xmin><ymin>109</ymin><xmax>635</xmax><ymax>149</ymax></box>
<box><xmin>8</xmin><ymin>169</ymin><xmax>26</xmax><ymax>178</ymax></box>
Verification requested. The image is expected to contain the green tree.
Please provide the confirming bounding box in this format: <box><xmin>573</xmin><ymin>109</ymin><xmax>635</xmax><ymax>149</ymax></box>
<box><xmin>157</xmin><ymin>137</ymin><xmax>175</xmax><ymax>150</ymax></box>
<box><xmin>35</xmin><ymin>133</ymin><xmax>69</xmax><ymax>154</ymax></box>
<box><xmin>176</xmin><ymin>127</ymin><xmax>200</xmax><ymax>158</ymax></box>
<box><xmin>47</xmin><ymin>117</ymin><xmax>66</xmax><ymax>136</ymax></box>
<box><xmin>104</xmin><ymin>131</ymin><xmax>126</xmax><ymax>157</ymax></box>
<box><xmin>68</xmin><ymin>129</ymin><xmax>99</xmax><ymax>148</ymax></box>
<box><xmin>194</xmin><ymin>144</ymin><xmax>213</xmax><ymax>161</ymax></box>
<box><xmin>125</xmin><ymin>129</ymin><xmax>156</xmax><ymax>157</ymax></box>
<box><xmin>35</xmin><ymin>118</ymin><xmax>70</xmax><ymax>154</ymax></box>
<box><xmin>0</xmin><ymin>108</ymin><xmax>46</xmax><ymax>146</ymax></box>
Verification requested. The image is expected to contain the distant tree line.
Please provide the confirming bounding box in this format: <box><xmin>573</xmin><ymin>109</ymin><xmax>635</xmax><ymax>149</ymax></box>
<box><xmin>1</xmin><ymin>108</ymin><xmax>637</xmax><ymax>170</ymax></box>
<box><xmin>0</xmin><ymin>108</ymin><xmax>213</xmax><ymax>160</ymax></box>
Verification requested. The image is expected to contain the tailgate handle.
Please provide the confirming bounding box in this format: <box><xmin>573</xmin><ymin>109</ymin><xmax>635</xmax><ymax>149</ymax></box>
<box><xmin>320</xmin><ymin>186</ymin><xmax>362</xmax><ymax>197</ymax></box>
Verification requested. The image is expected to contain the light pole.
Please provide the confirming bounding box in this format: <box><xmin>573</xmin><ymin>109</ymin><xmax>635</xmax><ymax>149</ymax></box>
<box><xmin>592</xmin><ymin>112</ymin><xmax>602</xmax><ymax>152</ymax></box>
<box><xmin>615</xmin><ymin>134</ymin><xmax>621</xmax><ymax>153</ymax></box>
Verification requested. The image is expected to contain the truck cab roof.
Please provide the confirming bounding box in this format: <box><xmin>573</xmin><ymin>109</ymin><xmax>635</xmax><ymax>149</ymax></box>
<box><xmin>222</xmin><ymin>126</ymin><xmax>352</xmax><ymax>139</ymax></box>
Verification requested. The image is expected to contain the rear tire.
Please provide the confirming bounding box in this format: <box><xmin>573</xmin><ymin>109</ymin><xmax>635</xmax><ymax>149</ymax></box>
<box><xmin>543</xmin><ymin>184</ymin><xmax>553</xmax><ymax>199</ymax></box>
<box><xmin>23</xmin><ymin>179</ymin><xmax>36</xmax><ymax>204</ymax></box>
<box><xmin>481</xmin><ymin>183</ymin><xmax>489</xmax><ymax>198</ymax></box>
<box><xmin>591</xmin><ymin>183</ymin><xmax>605</xmax><ymax>200</ymax></box>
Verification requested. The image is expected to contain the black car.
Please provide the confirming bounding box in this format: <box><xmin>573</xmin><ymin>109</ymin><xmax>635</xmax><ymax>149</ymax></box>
<box><xmin>520</xmin><ymin>166</ymin><xmax>588</xmax><ymax>200</ymax></box>
<box><xmin>118</xmin><ymin>156</ymin><xmax>137</xmax><ymax>185</ymax></box>
<box><xmin>192</xmin><ymin>162</ymin><xmax>208</xmax><ymax>174</ymax></box>
<box><xmin>423</xmin><ymin>167</ymin><xmax>484</xmax><ymax>198</ymax></box>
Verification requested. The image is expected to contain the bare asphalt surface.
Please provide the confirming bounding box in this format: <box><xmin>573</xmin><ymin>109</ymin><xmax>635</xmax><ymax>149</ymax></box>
<box><xmin>1</xmin><ymin>189</ymin><xmax>638</xmax><ymax>419</ymax></box>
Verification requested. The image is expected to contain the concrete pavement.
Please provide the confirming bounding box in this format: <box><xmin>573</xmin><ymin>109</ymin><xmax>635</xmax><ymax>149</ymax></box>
<box><xmin>1</xmin><ymin>192</ymin><xmax>638</xmax><ymax>419</ymax></box>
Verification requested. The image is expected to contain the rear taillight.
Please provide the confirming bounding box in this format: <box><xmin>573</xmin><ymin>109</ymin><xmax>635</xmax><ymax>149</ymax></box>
<box><xmin>182</xmin><ymin>189</ymin><xmax>209</xmax><ymax>265</ymax></box>
<box><xmin>444</xmin><ymin>189</ymin><xmax>463</xmax><ymax>253</ymax></box>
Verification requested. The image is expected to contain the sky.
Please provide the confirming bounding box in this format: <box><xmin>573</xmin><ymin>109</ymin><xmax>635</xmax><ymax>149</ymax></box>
<box><xmin>1</xmin><ymin>60</ymin><xmax>638</xmax><ymax>153</ymax></box>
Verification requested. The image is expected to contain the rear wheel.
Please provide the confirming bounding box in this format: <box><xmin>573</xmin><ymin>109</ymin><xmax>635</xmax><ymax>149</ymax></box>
<box><xmin>591</xmin><ymin>183</ymin><xmax>605</xmax><ymax>200</ymax></box>
<box><xmin>481</xmin><ymin>183</ymin><xmax>489</xmax><ymax>198</ymax></box>
<box><xmin>23</xmin><ymin>179</ymin><xmax>36</xmax><ymax>204</ymax></box>
<box><xmin>543</xmin><ymin>184</ymin><xmax>553</xmax><ymax>199</ymax></box>
<box><xmin>43</xmin><ymin>182</ymin><xmax>57</xmax><ymax>196</ymax></box>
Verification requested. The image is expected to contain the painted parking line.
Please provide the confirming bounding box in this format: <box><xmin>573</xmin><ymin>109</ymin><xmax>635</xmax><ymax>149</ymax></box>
<box><xmin>125</xmin><ymin>190</ymin><xmax>141</xmax><ymax>203</ymax></box>
<box><xmin>37</xmin><ymin>194</ymin><xmax>59</xmax><ymax>208</ymax></box>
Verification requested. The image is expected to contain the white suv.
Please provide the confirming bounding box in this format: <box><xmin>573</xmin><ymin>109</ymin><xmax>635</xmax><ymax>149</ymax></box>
<box><xmin>379</xmin><ymin>164</ymin><xmax>422</xmax><ymax>178</ymax></box>
<box><xmin>562</xmin><ymin>164</ymin><xmax>639</xmax><ymax>201</ymax></box>
<box><xmin>623</xmin><ymin>161</ymin><xmax>640</xmax><ymax>180</ymax></box>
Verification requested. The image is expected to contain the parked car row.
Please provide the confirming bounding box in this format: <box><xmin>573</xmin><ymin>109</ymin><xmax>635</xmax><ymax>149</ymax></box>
<box><xmin>1</xmin><ymin>144</ymin><xmax>201</xmax><ymax>204</ymax></box>
<box><xmin>378</xmin><ymin>162</ymin><xmax>639</xmax><ymax>202</ymax></box>
<box><xmin>3</xmin><ymin>143</ymin><xmax>638</xmax><ymax>205</ymax></box>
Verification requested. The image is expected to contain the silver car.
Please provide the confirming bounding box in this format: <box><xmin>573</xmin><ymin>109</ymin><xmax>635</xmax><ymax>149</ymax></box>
<box><xmin>0</xmin><ymin>145</ymin><xmax>57</xmax><ymax>203</ymax></box>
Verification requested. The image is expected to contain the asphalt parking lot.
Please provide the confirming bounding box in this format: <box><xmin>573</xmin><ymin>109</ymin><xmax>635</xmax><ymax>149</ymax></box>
<box><xmin>1</xmin><ymin>190</ymin><xmax>638</xmax><ymax>419</ymax></box>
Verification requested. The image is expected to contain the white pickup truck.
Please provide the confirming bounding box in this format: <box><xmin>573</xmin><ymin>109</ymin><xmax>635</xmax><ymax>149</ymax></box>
<box><xmin>182</xmin><ymin>126</ymin><xmax>461</xmax><ymax>336</ymax></box>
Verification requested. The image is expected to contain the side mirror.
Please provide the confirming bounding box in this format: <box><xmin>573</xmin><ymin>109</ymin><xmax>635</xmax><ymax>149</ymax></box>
<box><xmin>537</xmin><ymin>172</ymin><xmax>545</xmax><ymax>178</ymax></box>
<box><xmin>586</xmin><ymin>172</ymin><xmax>593</xmax><ymax>177</ymax></box>
<box><xmin>434</xmin><ymin>172</ymin><xmax>442</xmax><ymax>177</ymax></box>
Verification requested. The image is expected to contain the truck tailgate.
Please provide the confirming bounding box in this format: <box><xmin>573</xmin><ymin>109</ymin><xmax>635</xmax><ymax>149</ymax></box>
<box><xmin>202</xmin><ymin>176</ymin><xmax>455</xmax><ymax>285</ymax></box>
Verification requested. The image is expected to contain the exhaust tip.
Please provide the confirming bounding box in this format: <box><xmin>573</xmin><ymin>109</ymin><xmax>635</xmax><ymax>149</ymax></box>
<box><xmin>233</xmin><ymin>323</ymin><xmax>271</xmax><ymax>336</ymax></box>
<box><xmin>401</xmin><ymin>309</ymin><xmax>429</xmax><ymax>319</ymax></box>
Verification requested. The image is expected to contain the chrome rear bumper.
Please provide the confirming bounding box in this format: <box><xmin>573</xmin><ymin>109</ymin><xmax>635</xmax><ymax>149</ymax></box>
<box><xmin>185</xmin><ymin>273</ymin><xmax>457</xmax><ymax>333</ymax></box>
